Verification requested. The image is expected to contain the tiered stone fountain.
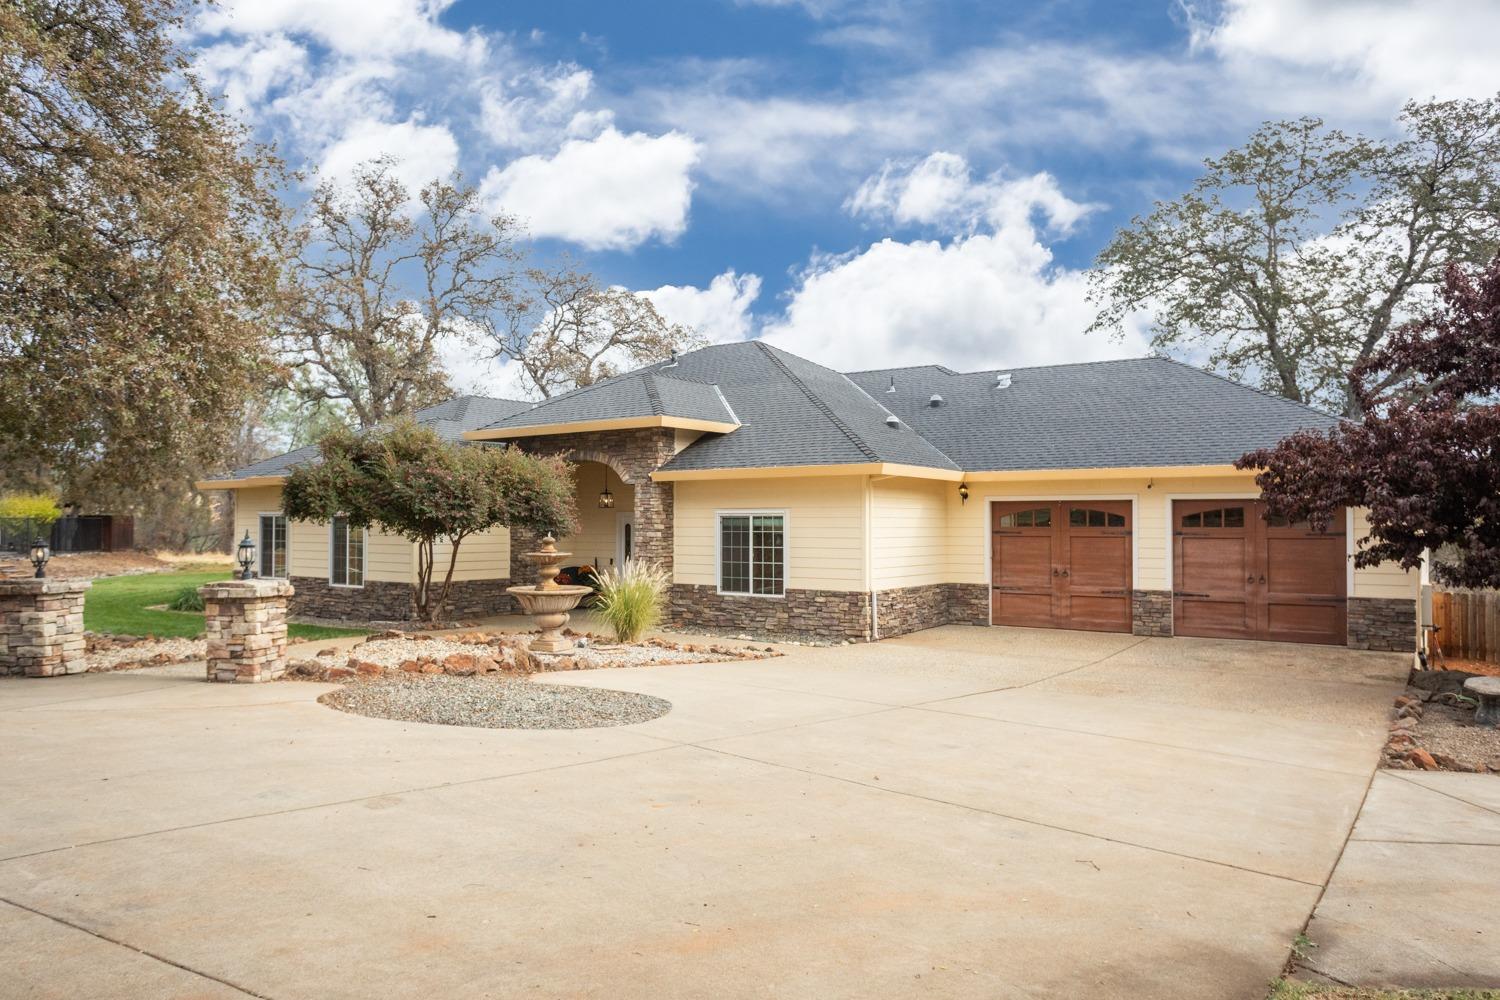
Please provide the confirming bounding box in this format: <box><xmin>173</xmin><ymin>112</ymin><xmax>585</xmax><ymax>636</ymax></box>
<box><xmin>506</xmin><ymin>534</ymin><xmax>593</xmax><ymax>653</ymax></box>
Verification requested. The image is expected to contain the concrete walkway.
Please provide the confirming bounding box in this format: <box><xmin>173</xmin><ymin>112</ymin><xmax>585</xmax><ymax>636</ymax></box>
<box><xmin>0</xmin><ymin>626</ymin><xmax>1410</xmax><ymax>999</ymax></box>
<box><xmin>1302</xmin><ymin>770</ymin><xmax>1500</xmax><ymax>988</ymax></box>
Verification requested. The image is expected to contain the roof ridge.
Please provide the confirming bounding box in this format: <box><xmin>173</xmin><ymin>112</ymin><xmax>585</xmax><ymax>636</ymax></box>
<box><xmin>835</xmin><ymin>372</ymin><xmax>961</xmax><ymax>468</ymax></box>
<box><xmin>642</xmin><ymin>371</ymin><xmax>664</xmax><ymax>416</ymax></box>
<box><xmin>845</xmin><ymin>356</ymin><xmax>1162</xmax><ymax>377</ymax></box>
<box><xmin>754</xmin><ymin>341</ymin><xmax>879</xmax><ymax>462</ymax></box>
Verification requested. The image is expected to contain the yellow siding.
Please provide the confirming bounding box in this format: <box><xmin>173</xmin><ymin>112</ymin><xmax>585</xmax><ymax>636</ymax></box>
<box><xmin>557</xmin><ymin>464</ymin><xmax>634</xmax><ymax>573</ymax></box>
<box><xmin>672</xmin><ymin>476</ymin><xmax>866</xmax><ymax>591</ymax></box>
<box><xmin>230</xmin><ymin>484</ymin><xmax>413</xmax><ymax>584</ymax></box>
<box><xmin>429</xmin><ymin>525</ymin><xmax>511</xmax><ymax>582</ymax></box>
<box><xmin>1351</xmin><ymin>508</ymin><xmax>1419</xmax><ymax>599</ymax></box>
<box><xmin>871</xmin><ymin>478</ymin><xmax>950</xmax><ymax>589</ymax></box>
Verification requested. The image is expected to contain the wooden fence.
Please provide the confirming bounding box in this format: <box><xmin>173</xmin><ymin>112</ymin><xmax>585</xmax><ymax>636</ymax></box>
<box><xmin>1432</xmin><ymin>588</ymin><xmax>1500</xmax><ymax>664</ymax></box>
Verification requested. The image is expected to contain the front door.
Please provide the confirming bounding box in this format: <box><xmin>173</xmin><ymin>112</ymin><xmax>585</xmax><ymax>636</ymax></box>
<box><xmin>616</xmin><ymin>512</ymin><xmax>635</xmax><ymax>569</ymax></box>
<box><xmin>1173</xmin><ymin>500</ymin><xmax>1346</xmax><ymax>644</ymax></box>
<box><xmin>990</xmin><ymin>501</ymin><xmax>1133</xmax><ymax>633</ymax></box>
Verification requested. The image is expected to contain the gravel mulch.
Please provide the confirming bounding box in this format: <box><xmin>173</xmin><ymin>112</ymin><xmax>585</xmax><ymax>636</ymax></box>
<box><xmin>85</xmin><ymin>637</ymin><xmax>204</xmax><ymax>672</ymax></box>
<box><xmin>320</xmin><ymin>674</ymin><xmax>671</xmax><ymax>730</ymax></box>
<box><xmin>1382</xmin><ymin>670</ymin><xmax>1500</xmax><ymax>772</ymax></box>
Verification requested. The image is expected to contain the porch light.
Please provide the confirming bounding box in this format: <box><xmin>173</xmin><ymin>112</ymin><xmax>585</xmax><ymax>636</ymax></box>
<box><xmin>958</xmin><ymin>482</ymin><xmax>970</xmax><ymax>505</ymax></box>
<box><xmin>29</xmin><ymin>538</ymin><xmax>49</xmax><ymax>578</ymax></box>
<box><xmin>236</xmin><ymin>530</ymin><xmax>257</xmax><ymax>580</ymax></box>
<box><xmin>597</xmin><ymin>465</ymin><xmax>615</xmax><ymax>509</ymax></box>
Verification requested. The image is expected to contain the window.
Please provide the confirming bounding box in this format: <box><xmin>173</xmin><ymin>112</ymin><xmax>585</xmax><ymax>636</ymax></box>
<box><xmin>719</xmin><ymin>513</ymin><xmax>785</xmax><ymax>596</ymax></box>
<box><xmin>997</xmin><ymin>507</ymin><xmax>1051</xmax><ymax>528</ymax></box>
<box><xmin>258</xmin><ymin>514</ymin><xmax>287</xmax><ymax>578</ymax></box>
<box><xmin>1182</xmin><ymin>506</ymin><xmax>1246</xmax><ymax>529</ymax></box>
<box><xmin>330</xmin><ymin>516</ymin><xmax>365</xmax><ymax>587</ymax></box>
<box><xmin>1069</xmin><ymin>507</ymin><xmax>1126</xmax><ymax>528</ymax></box>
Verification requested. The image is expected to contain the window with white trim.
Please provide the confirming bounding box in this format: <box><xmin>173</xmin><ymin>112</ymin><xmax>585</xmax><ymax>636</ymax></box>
<box><xmin>258</xmin><ymin>513</ymin><xmax>287</xmax><ymax>578</ymax></box>
<box><xmin>719</xmin><ymin>513</ymin><xmax>785</xmax><ymax>596</ymax></box>
<box><xmin>330</xmin><ymin>516</ymin><xmax>365</xmax><ymax>587</ymax></box>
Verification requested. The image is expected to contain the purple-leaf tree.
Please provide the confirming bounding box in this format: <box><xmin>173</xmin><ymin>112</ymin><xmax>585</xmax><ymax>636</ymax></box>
<box><xmin>1238</xmin><ymin>257</ymin><xmax>1500</xmax><ymax>588</ymax></box>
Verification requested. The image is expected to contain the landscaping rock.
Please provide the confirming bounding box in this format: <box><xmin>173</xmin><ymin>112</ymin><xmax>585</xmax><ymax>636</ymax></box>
<box><xmin>1408</xmin><ymin>747</ymin><xmax>1439</xmax><ymax>770</ymax></box>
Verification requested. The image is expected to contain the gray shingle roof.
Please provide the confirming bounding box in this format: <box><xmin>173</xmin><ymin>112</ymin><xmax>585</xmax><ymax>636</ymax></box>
<box><xmin>652</xmin><ymin>342</ymin><xmax>960</xmax><ymax>472</ymax></box>
<box><xmin>475</xmin><ymin>368</ymin><xmax>736</xmax><ymax>429</ymax></box>
<box><xmin>218</xmin><ymin>394</ymin><xmax>531</xmax><ymax>481</ymax></box>
<box><xmin>844</xmin><ymin>356</ymin><xmax>1341</xmax><ymax>471</ymax></box>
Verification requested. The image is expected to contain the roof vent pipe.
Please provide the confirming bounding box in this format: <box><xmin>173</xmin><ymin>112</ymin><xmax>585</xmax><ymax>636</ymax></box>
<box><xmin>928</xmin><ymin>394</ymin><xmax>944</xmax><ymax>407</ymax></box>
<box><xmin>885</xmin><ymin>415</ymin><xmax>900</xmax><ymax>428</ymax></box>
<box><xmin>994</xmin><ymin>372</ymin><xmax>1011</xmax><ymax>388</ymax></box>
<box><xmin>663</xmin><ymin>352</ymin><xmax>679</xmax><ymax>368</ymax></box>
<box><xmin>886</xmin><ymin>376</ymin><xmax>896</xmax><ymax>393</ymax></box>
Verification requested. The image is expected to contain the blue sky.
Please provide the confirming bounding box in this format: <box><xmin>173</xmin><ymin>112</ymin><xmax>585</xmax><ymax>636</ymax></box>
<box><xmin>191</xmin><ymin>0</ymin><xmax>1499</xmax><ymax>392</ymax></box>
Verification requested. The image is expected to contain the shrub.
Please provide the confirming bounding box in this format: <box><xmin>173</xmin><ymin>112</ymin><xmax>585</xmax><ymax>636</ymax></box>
<box><xmin>167</xmin><ymin>585</ymin><xmax>205</xmax><ymax>612</ymax></box>
<box><xmin>0</xmin><ymin>492</ymin><xmax>61</xmax><ymax>540</ymax></box>
<box><xmin>594</xmin><ymin>560</ymin><xmax>669</xmax><ymax>643</ymax></box>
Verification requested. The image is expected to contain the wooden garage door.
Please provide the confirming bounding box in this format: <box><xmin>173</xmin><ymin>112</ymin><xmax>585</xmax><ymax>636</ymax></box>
<box><xmin>1173</xmin><ymin>500</ymin><xmax>1346</xmax><ymax>645</ymax></box>
<box><xmin>991</xmin><ymin>501</ymin><xmax>1132</xmax><ymax>633</ymax></box>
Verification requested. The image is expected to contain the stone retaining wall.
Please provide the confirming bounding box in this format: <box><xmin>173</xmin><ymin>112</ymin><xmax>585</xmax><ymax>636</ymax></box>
<box><xmin>1132</xmin><ymin>590</ymin><xmax>1173</xmax><ymax>638</ymax></box>
<box><xmin>200</xmin><ymin>578</ymin><xmax>293</xmax><ymax>682</ymax></box>
<box><xmin>0</xmin><ymin>578</ymin><xmax>90</xmax><ymax>676</ymax></box>
<box><xmin>1348</xmin><ymin>597</ymin><xmax>1418</xmax><ymax>652</ymax></box>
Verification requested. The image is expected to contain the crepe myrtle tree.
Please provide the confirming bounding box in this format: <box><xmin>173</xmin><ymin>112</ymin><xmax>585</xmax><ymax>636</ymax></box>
<box><xmin>1237</xmin><ymin>257</ymin><xmax>1500</xmax><ymax>588</ymax></box>
<box><xmin>283</xmin><ymin>421</ymin><xmax>579</xmax><ymax>622</ymax></box>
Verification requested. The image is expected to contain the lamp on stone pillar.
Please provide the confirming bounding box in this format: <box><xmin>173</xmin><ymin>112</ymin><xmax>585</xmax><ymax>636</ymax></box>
<box><xmin>236</xmin><ymin>530</ymin><xmax>258</xmax><ymax>580</ymax></box>
<box><xmin>29</xmin><ymin>538</ymin><xmax>50</xmax><ymax>578</ymax></box>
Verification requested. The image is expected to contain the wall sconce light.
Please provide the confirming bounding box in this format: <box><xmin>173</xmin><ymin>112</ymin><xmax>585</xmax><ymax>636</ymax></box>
<box><xmin>958</xmin><ymin>482</ymin><xmax>970</xmax><ymax>505</ymax></box>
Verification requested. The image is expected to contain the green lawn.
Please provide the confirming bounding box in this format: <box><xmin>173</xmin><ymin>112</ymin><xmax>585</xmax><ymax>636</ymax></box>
<box><xmin>84</xmin><ymin>567</ymin><xmax>366</xmax><ymax>641</ymax></box>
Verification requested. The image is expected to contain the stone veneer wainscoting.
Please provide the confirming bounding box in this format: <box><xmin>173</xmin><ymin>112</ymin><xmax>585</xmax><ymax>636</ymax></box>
<box><xmin>875</xmin><ymin>583</ymin><xmax>990</xmax><ymax>638</ymax></box>
<box><xmin>669</xmin><ymin>584</ymin><xmax>871</xmax><ymax>642</ymax></box>
<box><xmin>1347</xmin><ymin>597</ymin><xmax>1418</xmax><ymax>653</ymax></box>
<box><xmin>289</xmin><ymin>577</ymin><xmax>516</xmax><ymax>623</ymax></box>
<box><xmin>1131</xmin><ymin>590</ymin><xmax>1174</xmax><ymax>638</ymax></box>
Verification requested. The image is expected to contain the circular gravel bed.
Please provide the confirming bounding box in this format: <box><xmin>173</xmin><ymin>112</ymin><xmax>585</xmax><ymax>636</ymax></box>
<box><xmin>319</xmin><ymin>674</ymin><xmax>671</xmax><ymax>730</ymax></box>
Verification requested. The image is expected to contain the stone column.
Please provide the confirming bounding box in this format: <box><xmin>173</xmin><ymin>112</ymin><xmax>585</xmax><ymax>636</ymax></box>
<box><xmin>199</xmin><ymin>579</ymin><xmax>294</xmax><ymax>682</ymax></box>
<box><xmin>0</xmin><ymin>578</ymin><xmax>91</xmax><ymax>677</ymax></box>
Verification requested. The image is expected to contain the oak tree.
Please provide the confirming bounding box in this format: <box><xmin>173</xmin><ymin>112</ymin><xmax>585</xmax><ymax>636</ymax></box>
<box><xmin>0</xmin><ymin>0</ymin><xmax>286</xmax><ymax>502</ymax></box>
<box><xmin>1090</xmin><ymin>97</ymin><xmax>1500</xmax><ymax>415</ymax></box>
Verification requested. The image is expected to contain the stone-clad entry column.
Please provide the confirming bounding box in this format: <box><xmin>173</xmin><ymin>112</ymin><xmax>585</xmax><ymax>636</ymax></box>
<box><xmin>199</xmin><ymin>579</ymin><xmax>294</xmax><ymax>682</ymax></box>
<box><xmin>0</xmin><ymin>578</ymin><xmax>90</xmax><ymax>676</ymax></box>
<box><xmin>508</xmin><ymin>428</ymin><xmax>677</xmax><ymax>582</ymax></box>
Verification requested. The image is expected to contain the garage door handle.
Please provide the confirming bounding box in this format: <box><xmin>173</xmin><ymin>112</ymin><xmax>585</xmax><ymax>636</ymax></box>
<box><xmin>1259</xmin><ymin>575</ymin><xmax>1266</xmax><ymax>584</ymax></box>
<box><xmin>1061</xmin><ymin>569</ymin><xmax>1069</xmax><ymax>577</ymax></box>
<box><xmin>1247</xmin><ymin>575</ymin><xmax>1255</xmax><ymax>584</ymax></box>
<box><xmin>1052</xmin><ymin>568</ymin><xmax>1059</xmax><ymax>576</ymax></box>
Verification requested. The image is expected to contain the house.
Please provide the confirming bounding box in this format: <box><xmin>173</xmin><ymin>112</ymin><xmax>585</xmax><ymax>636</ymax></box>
<box><xmin>197</xmin><ymin>341</ymin><xmax>1419</xmax><ymax>651</ymax></box>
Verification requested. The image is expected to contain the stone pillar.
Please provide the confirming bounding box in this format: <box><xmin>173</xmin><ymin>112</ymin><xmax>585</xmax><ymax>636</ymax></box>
<box><xmin>199</xmin><ymin>579</ymin><xmax>294</xmax><ymax>682</ymax></box>
<box><xmin>0</xmin><ymin>578</ymin><xmax>91</xmax><ymax>677</ymax></box>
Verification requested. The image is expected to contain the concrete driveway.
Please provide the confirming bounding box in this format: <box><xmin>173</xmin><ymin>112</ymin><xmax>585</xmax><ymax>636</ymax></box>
<box><xmin>0</xmin><ymin>627</ymin><xmax>1409</xmax><ymax>999</ymax></box>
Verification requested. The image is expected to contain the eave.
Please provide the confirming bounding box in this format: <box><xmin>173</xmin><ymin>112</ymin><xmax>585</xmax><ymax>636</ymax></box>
<box><xmin>463</xmin><ymin>415</ymin><xmax>741</xmax><ymax>441</ymax></box>
<box><xmin>652</xmin><ymin>462</ymin><xmax>964</xmax><ymax>482</ymax></box>
<box><xmin>194</xmin><ymin>475</ymin><xmax>286</xmax><ymax>490</ymax></box>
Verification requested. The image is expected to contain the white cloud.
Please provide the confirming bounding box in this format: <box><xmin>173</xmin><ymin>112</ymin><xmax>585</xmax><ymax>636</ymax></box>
<box><xmin>759</xmin><ymin>160</ymin><xmax>1149</xmax><ymax>372</ymax></box>
<box><xmin>1200</xmin><ymin>0</ymin><xmax>1500</xmax><ymax>108</ymax></box>
<box><xmin>198</xmin><ymin>0</ymin><xmax>474</xmax><ymax>60</ymax></box>
<box><xmin>319</xmin><ymin>118</ymin><xmax>460</xmax><ymax>196</ymax></box>
<box><xmin>479</xmin><ymin>127</ymin><xmax>702</xmax><ymax>250</ymax></box>
<box><xmin>479</xmin><ymin>65</ymin><xmax>612</xmax><ymax>149</ymax></box>
<box><xmin>643</xmin><ymin>271</ymin><xmax>763</xmax><ymax>342</ymax></box>
<box><xmin>848</xmin><ymin>152</ymin><xmax>1096</xmax><ymax>234</ymax></box>
<box><xmin>195</xmin><ymin>35</ymin><xmax>310</xmax><ymax>121</ymax></box>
